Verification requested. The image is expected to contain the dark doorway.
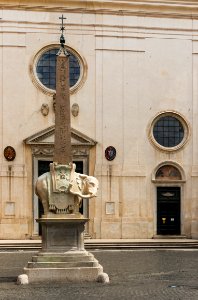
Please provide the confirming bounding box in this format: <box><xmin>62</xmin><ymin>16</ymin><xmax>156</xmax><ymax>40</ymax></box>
<box><xmin>37</xmin><ymin>160</ymin><xmax>84</xmax><ymax>235</ymax></box>
<box><xmin>157</xmin><ymin>187</ymin><xmax>181</xmax><ymax>235</ymax></box>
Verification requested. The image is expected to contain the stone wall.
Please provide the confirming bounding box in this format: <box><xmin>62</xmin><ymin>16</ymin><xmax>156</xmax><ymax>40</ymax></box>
<box><xmin>0</xmin><ymin>1</ymin><xmax>197</xmax><ymax>239</ymax></box>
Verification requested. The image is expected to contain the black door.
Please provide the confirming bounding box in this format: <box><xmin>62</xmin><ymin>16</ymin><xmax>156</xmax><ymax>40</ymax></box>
<box><xmin>157</xmin><ymin>187</ymin><xmax>181</xmax><ymax>235</ymax></box>
<box><xmin>37</xmin><ymin>160</ymin><xmax>84</xmax><ymax>235</ymax></box>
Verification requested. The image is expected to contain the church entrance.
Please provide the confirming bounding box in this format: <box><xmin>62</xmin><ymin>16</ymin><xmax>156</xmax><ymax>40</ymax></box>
<box><xmin>37</xmin><ymin>160</ymin><xmax>84</xmax><ymax>235</ymax></box>
<box><xmin>25</xmin><ymin>125</ymin><xmax>96</xmax><ymax>237</ymax></box>
<box><xmin>157</xmin><ymin>187</ymin><xmax>181</xmax><ymax>235</ymax></box>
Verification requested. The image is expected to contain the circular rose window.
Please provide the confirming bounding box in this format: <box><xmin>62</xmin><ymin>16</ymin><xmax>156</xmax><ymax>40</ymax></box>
<box><xmin>36</xmin><ymin>48</ymin><xmax>80</xmax><ymax>90</ymax></box>
<box><xmin>150</xmin><ymin>112</ymin><xmax>189</xmax><ymax>151</ymax></box>
<box><xmin>31</xmin><ymin>45</ymin><xmax>86</xmax><ymax>95</ymax></box>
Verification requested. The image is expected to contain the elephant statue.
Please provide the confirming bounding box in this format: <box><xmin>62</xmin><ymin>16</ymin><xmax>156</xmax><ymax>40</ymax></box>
<box><xmin>35</xmin><ymin>163</ymin><xmax>99</xmax><ymax>215</ymax></box>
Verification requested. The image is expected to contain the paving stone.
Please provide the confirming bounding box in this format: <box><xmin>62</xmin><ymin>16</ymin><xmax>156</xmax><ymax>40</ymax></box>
<box><xmin>0</xmin><ymin>250</ymin><xmax>197</xmax><ymax>300</ymax></box>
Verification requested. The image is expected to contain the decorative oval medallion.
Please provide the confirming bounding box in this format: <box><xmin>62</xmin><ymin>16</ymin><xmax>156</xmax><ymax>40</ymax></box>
<box><xmin>41</xmin><ymin>103</ymin><xmax>49</xmax><ymax>116</ymax></box>
<box><xmin>105</xmin><ymin>146</ymin><xmax>116</xmax><ymax>161</ymax></box>
<box><xmin>4</xmin><ymin>146</ymin><xmax>16</xmax><ymax>161</ymax></box>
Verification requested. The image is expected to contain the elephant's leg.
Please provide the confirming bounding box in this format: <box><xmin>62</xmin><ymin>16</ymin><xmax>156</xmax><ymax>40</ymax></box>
<box><xmin>73</xmin><ymin>195</ymin><xmax>81</xmax><ymax>214</ymax></box>
<box><xmin>35</xmin><ymin>174</ymin><xmax>49</xmax><ymax>215</ymax></box>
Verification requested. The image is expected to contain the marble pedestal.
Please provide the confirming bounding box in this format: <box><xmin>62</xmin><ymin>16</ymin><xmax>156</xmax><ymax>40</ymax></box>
<box><xmin>38</xmin><ymin>216</ymin><xmax>87</xmax><ymax>252</ymax></box>
<box><xmin>22</xmin><ymin>216</ymin><xmax>104</xmax><ymax>283</ymax></box>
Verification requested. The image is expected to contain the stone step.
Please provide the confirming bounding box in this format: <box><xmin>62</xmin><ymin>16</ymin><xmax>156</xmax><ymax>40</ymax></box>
<box><xmin>0</xmin><ymin>240</ymin><xmax>198</xmax><ymax>251</ymax></box>
<box><xmin>24</xmin><ymin>265</ymin><xmax>103</xmax><ymax>283</ymax></box>
<box><xmin>37</xmin><ymin>250</ymin><xmax>93</xmax><ymax>256</ymax></box>
<box><xmin>153</xmin><ymin>235</ymin><xmax>187</xmax><ymax>239</ymax></box>
<box><xmin>32</xmin><ymin>254</ymin><xmax>95</xmax><ymax>263</ymax></box>
<box><xmin>28</xmin><ymin>261</ymin><xmax>98</xmax><ymax>268</ymax></box>
<box><xmin>86</xmin><ymin>243</ymin><xmax>198</xmax><ymax>249</ymax></box>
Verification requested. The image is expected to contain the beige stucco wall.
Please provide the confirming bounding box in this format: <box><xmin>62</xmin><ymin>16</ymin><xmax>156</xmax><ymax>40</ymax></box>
<box><xmin>0</xmin><ymin>1</ymin><xmax>197</xmax><ymax>239</ymax></box>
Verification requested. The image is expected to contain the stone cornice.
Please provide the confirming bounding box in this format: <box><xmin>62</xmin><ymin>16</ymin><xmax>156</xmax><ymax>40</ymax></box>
<box><xmin>24</xmin><ymin>125</ymin><xmax>97</xmax><ymax>147</ymax></box>
<box><xmin>1</xmin><ymin>1</ymin><xmax>198</xmax><ymax>20</ymax></box>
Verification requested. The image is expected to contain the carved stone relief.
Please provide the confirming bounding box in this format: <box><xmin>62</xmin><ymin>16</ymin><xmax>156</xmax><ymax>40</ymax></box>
<box><xmin>71</xmin><ymin>103</ymin><xmax>79</xmax><ymax>117</ymax></box>
<box><xmin>41</xmin><ymin>103</ymin><xmax>49</xmax><ymax>116</ymax></box>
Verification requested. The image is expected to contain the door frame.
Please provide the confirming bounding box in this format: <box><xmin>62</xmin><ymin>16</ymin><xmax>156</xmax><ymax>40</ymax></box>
<box><xmin>152</xmin><ymin>162</ymin><xmax>186</xmax><ymax>237</ymax></box>
<box><xmin>157</xmin><ymin>186</ymin><xmax>181</xmax><ymax>235</ymax></box>
<box><xmin>154</xmin><ymin>183</ymin><xmax>184</xmax><ymax>236</ymax></box>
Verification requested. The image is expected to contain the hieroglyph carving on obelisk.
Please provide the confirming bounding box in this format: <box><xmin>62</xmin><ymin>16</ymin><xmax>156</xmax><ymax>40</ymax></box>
<box><xmin>53</xmin><ymin>15</ymin><xmax>72</xmax><ymax>165</ymax></box>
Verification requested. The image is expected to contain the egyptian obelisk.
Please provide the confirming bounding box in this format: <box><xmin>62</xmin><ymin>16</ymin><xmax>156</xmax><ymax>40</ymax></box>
<box><xmin>53</xmin><ymin>15</ymin><xmax>72</xmax><ymax>165</ymax></box>
<box><xmin>17</xmin><ymin>16</ymin><xmax>108</xmax><ymax>284</ymax></box>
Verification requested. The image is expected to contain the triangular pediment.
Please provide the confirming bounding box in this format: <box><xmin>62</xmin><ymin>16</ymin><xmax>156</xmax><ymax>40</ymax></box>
<box><xmin>24</xmin><ymin>125</ymin><xmax>97</xmax><ymax>147</ymax></box>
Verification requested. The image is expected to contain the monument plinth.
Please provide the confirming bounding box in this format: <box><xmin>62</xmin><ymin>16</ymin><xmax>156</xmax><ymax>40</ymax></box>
<box><xmin>17</xmin><ymin>15</ymin><xmax>108</xmax><ymax>285</ymax></box>
<box><xmin>37</xmin><ymin>217</ymin><xmax>88</xmax><ymax>253</ymax></box>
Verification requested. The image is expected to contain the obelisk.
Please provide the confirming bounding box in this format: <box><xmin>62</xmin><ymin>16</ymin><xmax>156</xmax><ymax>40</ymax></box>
<box><xmin>53</xmin><ymin>15</ymin><xmax>72</xmax><ymax>164</ymax></box>
<box><xmin>17</xmin><ymin>15</ymin><xmax>108</xmax><ymax>284</ymax></box>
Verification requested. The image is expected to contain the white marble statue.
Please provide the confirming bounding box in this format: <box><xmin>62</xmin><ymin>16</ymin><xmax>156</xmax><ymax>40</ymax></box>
<box><xmin>35</xmin><ymin>162</ymin><xmax>98</xmax><ymax>215</ymax></box>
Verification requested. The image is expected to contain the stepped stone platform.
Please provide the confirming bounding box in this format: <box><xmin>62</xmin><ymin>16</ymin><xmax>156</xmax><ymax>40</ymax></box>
<box><xmin>17</xmin><ymin>217</ymin><xmax>108</xmax><ymax>284</ymax></box>
<box><xmin>24</xmin><ymin>251</ymin><xmax>103</xmax><ymax>283</ymax></box>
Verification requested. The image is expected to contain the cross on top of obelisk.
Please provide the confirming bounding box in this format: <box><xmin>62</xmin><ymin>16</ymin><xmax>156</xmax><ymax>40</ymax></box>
<box><xmin>59</xmin><ymin>15</ymin><xmax>66</xmax><ymax>30</ymax></box>
<box><xmin>58</xmin><ymin>14</ymin><xmax>69</xmax><ymax>56</ymax></box>
<box><xmin>59</xmin><ymin>15</ymin><xmax>66</xmax><ymax>47</ymax></box>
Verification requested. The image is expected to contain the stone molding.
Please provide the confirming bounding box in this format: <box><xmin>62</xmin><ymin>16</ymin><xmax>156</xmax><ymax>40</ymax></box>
<box><xmin>1</xmin><ymin>1</ymin><xmax>198</xmax><ymax>19</ymax></box>
<box><xmin>25</xmin><ymin>125</ymin><xmax>96</xmax><ymax>145</ymax></box>
<box><xmin>24</xmin><ymin>126</ymin><xmax>96</xmax><ymax>157</ymax></box>
<box><xmin>1</xmin><ymin>21</ymin><xmax>197</xmax><ymax>35</ymax></box>
<box><xmin>30</xmin><ymin>146</ymin><xmax>90</xmax><ymax>157</ymax></box>
<box><xmin>0</xmin><ymin>164</ymin><xmax>27</xmax><ymax>177</ymax></box>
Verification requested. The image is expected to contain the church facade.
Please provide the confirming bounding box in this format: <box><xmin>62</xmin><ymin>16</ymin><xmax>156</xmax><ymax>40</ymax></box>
<box><xmin>0</xmin><ymin>0</ymin><xmax>198</xmax><ymax>239</ymax></box>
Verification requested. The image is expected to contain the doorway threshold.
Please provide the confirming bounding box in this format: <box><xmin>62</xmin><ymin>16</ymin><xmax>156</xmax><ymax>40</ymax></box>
<box><xmin>153</xmin><ymin>235</ymin><xmax>187</xmax><ymax>239</ymax></box>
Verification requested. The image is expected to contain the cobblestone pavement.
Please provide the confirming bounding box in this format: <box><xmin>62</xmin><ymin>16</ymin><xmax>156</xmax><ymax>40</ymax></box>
<box><xmin>0</xmin><ymin>249</ymin><xmax>197</xmax><ymax>300</ymax></box>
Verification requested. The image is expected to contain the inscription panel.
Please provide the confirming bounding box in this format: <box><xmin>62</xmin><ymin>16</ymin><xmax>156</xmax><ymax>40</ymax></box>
<box><xmin>50</xmin><ymin>225</ymin><xmax>77</xmax><ymax>247</ymax></box>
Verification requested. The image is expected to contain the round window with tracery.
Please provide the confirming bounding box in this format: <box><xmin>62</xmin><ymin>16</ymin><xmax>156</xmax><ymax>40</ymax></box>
<box><xmin>31</xmin><ymin>45</ymin><xmax>86</xmax><ymax>95</ymax></box>
<box><xmin>149</xmin><ymin>112</ymin><xmax>189</xmax><ymax>151</ymax></box>
<box><xmin>153</xmin><ymin>116</ymin><xmax>184</xmax><ymax>147</ymax></box>
<box><xmin>36</xmin><ymin>48</ymin><xmax>80</xmax><ymax>90</ymax></box>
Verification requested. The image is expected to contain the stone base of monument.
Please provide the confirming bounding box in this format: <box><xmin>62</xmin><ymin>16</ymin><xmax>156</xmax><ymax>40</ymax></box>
<box><xmin>23</xmin><ymin>251</ymin><xmax>103</xmax><ymax>283</ymax></box>
<box><xmin>18</xmin><ymin>216</ymin><xmax>108</xmax><ymax>284</ymax></box>
<box><xmin>38</xmin><ymin>216</ymin><xmax>87</xmax><ymax>252</ymax></box>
